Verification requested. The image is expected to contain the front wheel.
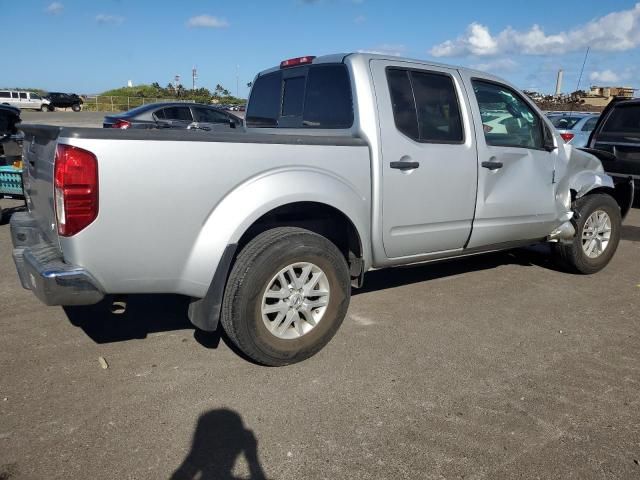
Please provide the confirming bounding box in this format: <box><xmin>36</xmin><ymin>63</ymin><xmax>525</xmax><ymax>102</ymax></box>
<box><xmin>71</xmin><ymin>104</ymin><xmax>81</xmax><ymax>112</ymax></box>
<box><xmin>553</xmin><ymin>194</ymin><xmax>621</xmax><ymax>274</ymax></box>
<box><xmin>221</xmin><ymin>227</ymin><xmax>351</xmax><ymax>366</ymax></box>
<box><xmin>40</xmin><ymin>104</ymin><xmax>49</xmax><ymax>112</ymax></box>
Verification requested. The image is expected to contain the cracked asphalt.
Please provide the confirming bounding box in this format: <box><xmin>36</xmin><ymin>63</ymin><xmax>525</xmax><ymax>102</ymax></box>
<box><xmin>1</xmin><ymin>112</ymin><xmax>639</xmax><ymax>479</ymax></box>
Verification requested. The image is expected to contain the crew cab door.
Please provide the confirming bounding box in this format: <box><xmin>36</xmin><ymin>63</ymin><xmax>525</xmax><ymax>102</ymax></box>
<box><xmin>464</xmin><ymin>78</ymin><xmax>557</xmax><ymax>248</ymax></box>
<box><xmin>371</xmin><ymin>60</ymin><xmax>478</xmax><ymax>258</ymax></box>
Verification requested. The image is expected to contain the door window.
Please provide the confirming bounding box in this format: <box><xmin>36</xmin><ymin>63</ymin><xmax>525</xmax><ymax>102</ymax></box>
<box><xmin>19</xmin><ymin>92</ymin><xmax>27</xmax><ymax>99</ymax></box>
<box><xmin>473</xmin><ymin>80</ymin><xmax>543</xmax><ymax>149</ymax></box>
<box><xmin>193</xmin><ymin>107</ymin><xmax>229</xmax><ymax>123</ymax></box>
<box><xmin>159</xmin><ymin>106</ymin><xmax>193</xmax><ymax>121</ymax></box>
<box><xmin>387</xmin><ymin>68</ymin><xmax>463</xmax><ymax>143</ymax></box>
<box><xmin>0</xmin><ymin>92</ymin><xmax>9</xmax><ymax>98</ymax></box>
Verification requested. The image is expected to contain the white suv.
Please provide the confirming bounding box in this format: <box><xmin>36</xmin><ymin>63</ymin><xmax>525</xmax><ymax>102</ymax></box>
<box><xmin>0</xmin><ymin>90</ymin><xmax>51</xmax><ymax>111</ymax></box>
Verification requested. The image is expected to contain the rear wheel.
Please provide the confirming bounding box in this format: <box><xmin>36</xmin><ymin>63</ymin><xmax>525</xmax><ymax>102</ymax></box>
<box><xmin>221</xmin><ymin>227</ymin><xmax>351</xmax><ymax>366</ymax></box>
<box><xmin>553</xmin><ymin>194</ymin><xmax>621</xmax><ymax>274</ymax></box>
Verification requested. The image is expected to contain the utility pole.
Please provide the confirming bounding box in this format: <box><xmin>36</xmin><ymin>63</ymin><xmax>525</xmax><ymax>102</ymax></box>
<box><xmin>192</xmin><ymin>67</ymin><xmax>198</xmax><ymax>91</ymax></box>
<box><xmin>236</xmin><ymin>65</ymin><xmax>239</xmax><ymax>98</ymax></box>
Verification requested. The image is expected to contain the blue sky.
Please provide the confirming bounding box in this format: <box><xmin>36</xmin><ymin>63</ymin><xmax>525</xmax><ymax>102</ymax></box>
<box><xmin>3</xmin><ymin>0</ymin><xmax>639</xmax><ymax>97</ymax></box>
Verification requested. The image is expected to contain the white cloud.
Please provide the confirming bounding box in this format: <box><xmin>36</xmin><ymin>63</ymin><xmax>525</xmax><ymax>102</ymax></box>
<box><xmin>45</xmin><ymin>2</ymin><xmax>63</xmax><ymax>15</ymax></box>
<box><xmin>186</xmin><ymin>15</ymin><xmax>229</xmax><ymax>28</ymax></box>
<box><xmin>354</xmin><ymin>15</ymin><xmax>366</xmax><ymax>24</ymax></box>
<box><xmin>470</xmin><ymin>58</ymin><xmax>518</xmax><ymax>73</ymax></box>
<box><xmin>359</xmin><ymin>44</ymin><xmax>407</xmax><ymax>56</ymax></box>
<box><xmin>590</xmin><ymin>69</ymin><xmax>620</xmax><ymax>83</ymax></box>
<box><xmin>430</xmin><ymin>2</ymin><xmax>640</xmax><ymax>57</ymax></box>
<box><xmin>96</xmin><ymin>14</ymin><xmax>124</xmax><ymax>25</ymax></box>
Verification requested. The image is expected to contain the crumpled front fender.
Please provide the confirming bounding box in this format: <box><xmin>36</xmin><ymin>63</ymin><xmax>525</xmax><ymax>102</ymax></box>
<box><xmin>555</xmin><ymin>145</ymin><xmax>632</xmax><ymax>219</ymax></box>
<box><xmin>555</xmin><ymin>146</ymin><xmax>614</xmax><ymax>209</ymax></box>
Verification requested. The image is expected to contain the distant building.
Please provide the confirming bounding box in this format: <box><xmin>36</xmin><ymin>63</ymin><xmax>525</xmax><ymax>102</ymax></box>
<box><xmin>577</xmin><ymin>86</ymin><xmax>635</xmax><ymax>107</ymax></box>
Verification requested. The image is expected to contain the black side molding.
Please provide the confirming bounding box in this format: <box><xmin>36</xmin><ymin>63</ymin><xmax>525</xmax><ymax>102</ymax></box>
<box><xmin>188</xmin><ymin>244</ymin><xmax>238</xmax><ymax>332</ymax></box>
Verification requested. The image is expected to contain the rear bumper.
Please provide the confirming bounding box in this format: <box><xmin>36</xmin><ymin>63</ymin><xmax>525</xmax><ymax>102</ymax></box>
<box><xmin>10</xmin><ymin>212</ymin><xmax>104</xmax><ymax>306</ymax></box>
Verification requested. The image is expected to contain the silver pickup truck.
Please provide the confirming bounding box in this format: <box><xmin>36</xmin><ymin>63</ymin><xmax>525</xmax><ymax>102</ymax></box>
<box><xmin>10</xmin><ymin>53</ymin><xmax>634</xmax><ymax>365</ymax></box>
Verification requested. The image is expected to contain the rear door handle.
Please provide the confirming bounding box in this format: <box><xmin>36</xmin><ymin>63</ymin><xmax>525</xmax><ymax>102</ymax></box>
<box><xmin>481</xmin><ymin>161</ymin><xmax>503</xmax><ymax>170</ymax></box>
<box><xmin>390</xmin><ymin>161</ymin><xmax>420</xmax><ymax>170</ymax></box>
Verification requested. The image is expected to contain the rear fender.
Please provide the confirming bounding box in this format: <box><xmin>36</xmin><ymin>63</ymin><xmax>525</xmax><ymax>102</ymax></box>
<box><xmin>181</xmin><ymin>167</ymin><xmax>370</xmax><ymax>299</ymax></box>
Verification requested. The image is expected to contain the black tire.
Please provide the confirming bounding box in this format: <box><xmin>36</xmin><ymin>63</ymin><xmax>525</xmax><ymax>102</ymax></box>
<box><xmin>72</xmin><ymin>104</ymin><xmax>81</xmax><ymax>112</ymax></box>
<box><xmin>221</xmin><ymin>227</ymin><xmax>351</xmax><ymax>366</ymax></box>
<box><xmin>40</xmin><ymin>104</ymin><xmax>48</xmax><ymax>112</ymax></box>
<box><xmin>553</xmin><ymin>194</ymin><xmax>621</xmax><ymax>274</ymax></box>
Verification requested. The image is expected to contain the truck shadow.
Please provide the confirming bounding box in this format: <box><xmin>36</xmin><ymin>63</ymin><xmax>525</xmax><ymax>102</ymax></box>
<box><xmin>170</xmin><ymin>409</ymin><xmax>268</xmax><ymax>480</ymax></box>
<box><xmin>621</xmin><ymin>224</ymin><xmax>640</xmax><ymax>242</ymax></box>
<box><xmin>63</xmin><ymin>295</ymin><xmax>220</xmax><ymax>346</ymax></box>
<box><xmin>63</xmin><ymin>247</ymin><xmax>556</xmax><ymax>346</ymax></box>
<box><xmin>353</xmin><ymin>246</ymin><xmax>558</xmax><ymax>295</ymax></box>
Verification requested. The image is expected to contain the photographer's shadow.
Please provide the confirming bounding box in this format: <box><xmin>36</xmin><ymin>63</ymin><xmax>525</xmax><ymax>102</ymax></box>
<box><xmin>171</xmin><ymin>409</ymin><xmax>267</xmax><ymax>480</ymax></box>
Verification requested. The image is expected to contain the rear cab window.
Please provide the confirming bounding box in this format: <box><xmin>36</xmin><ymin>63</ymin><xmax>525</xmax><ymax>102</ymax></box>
<box><xmin>246</xmin><ymin>63</ymin><xmax>353</xmax><ymax>129</ymax></box>
<box><xmin>549</xmin><ymin>115</ymin><xmax>581</xmax><ymax>130</ymax></box>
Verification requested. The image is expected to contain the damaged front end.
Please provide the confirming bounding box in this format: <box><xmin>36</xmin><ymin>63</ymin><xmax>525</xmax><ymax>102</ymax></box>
<box><xmin>547</xmin><ymin>145</ymin><xmax>634</xmax><ymax>243</ymax></box>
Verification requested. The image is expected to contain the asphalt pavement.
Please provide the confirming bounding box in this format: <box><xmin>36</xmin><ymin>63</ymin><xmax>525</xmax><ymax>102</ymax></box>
<box><xmin>0</xmin><ymin>116</ymin><xmax>639</xmax><ymax>479</ymax></box>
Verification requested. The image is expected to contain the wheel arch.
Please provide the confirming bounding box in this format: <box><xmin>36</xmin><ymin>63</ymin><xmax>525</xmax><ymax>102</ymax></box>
<box><xmin>185</xmin><ymin>169</ymin><xmax>371</xmax><ymax>331</ymax></box>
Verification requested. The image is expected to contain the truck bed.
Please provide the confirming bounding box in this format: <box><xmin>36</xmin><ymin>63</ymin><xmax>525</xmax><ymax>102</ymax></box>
<box><xmin>19</xmin><ymin>125</ymin><xmax>371</xmax><ymax>298</ymax></box>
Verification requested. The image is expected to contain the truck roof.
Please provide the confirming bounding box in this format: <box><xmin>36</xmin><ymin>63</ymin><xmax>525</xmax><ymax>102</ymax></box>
<box><xmin>262</xmin><ymin>52</ymin><xmax>483</xmax><ymax>73</ymax></box>
<box><xmin>254</xmin><ymin>52</ymin><xmax>510</xmax><ymax>85</ymax></box>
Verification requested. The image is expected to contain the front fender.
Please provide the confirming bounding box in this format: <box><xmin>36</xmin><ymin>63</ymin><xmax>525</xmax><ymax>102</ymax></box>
<box><xmin>555</xmin><ymin>146</ymin><xmax>615</xmax><ymax>214</ymax></box>
<box><xmin>181</xmin><ymin>167</ymin><xmax>371</xmax><ymax>298</ymax></box>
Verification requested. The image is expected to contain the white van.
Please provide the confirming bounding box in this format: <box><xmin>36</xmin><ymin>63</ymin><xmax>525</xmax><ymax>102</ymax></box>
<box><xmin>0</xmin><ymin>90</ymin><xmax>50</xmax><ymax>111</ymax></box>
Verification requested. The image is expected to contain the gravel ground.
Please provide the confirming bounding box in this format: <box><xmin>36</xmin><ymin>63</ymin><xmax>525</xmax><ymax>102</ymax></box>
<box><xmin>0</xmin><ymin>114</ymin><xmax>639</xmax><ymax>479</ymax></box>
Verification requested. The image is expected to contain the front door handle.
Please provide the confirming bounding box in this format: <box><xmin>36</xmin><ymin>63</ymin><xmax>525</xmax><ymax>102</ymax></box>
<box><xmin>481</xmin><ymin>161</ymin><xmax>503</xmax><ymax>170</ymax></box>
<box><xmin>390</xmin><ymin>161</ymin><xmax>420</xmax><ymax>170</ymax></box>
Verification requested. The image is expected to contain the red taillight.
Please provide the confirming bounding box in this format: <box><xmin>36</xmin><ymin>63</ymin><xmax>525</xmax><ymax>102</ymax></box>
<box><xmin>54</xmin><ymin>144</ymin><xmax>99</xmax><ymax>237</ymax></box>
<box><xmin>560</xmin><ymin>132</ymin><xmax>575</xmax><ymax>143</ymax></box>
<box><xmin>280</xmin><ymin>56</ymin><xmax>316</xmax><ymax>69</ymax></box>
<box><xmin>113</xmin><ymin>119</ymin><xmax>131</xmax><ymax>129</ymax></box>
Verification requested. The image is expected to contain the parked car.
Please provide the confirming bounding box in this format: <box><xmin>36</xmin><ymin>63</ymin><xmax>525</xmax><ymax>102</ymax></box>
<box><xmin>0</xmin><ymin>104</ymin><xmax>23</xmax><ymax>221</ymax></box>
<box><xmin>587</xmin><ymin>97</ymin><xmax>640</xmax><ymax>193</ymax></box>
<box><xmin>10</xmin><ymin>53</ymin><xmax>632</xmax><ymax>366</ymax></box>
<box><xmin>45</xmin><ymin>92</ymin><xmax>83</xmax><ymax>112</ymax></box>
<box><xmin>546</xmin><ymin>112</ymin><xmax>600</xmax><ymax>147</ymax></box>
<box><xmin>0</xmin><ymin>90</ymin><xmax>50</xmax><ymax>111</ymax></box>
<box><xmin>102</xmin><ymin>102</ymin><xmax>243</xmax><ymax>130</ymax></box>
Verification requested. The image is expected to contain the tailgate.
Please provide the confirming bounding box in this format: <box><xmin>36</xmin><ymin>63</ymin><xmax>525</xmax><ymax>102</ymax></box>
<box><xmin>19</xmin><ymin>125</ymin><xmax>62</xmax><ymax>246</ymax></box>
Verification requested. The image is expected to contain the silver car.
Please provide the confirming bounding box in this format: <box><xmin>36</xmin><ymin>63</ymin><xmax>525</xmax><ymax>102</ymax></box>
<box><xmin>547</xmin><ymin>112</ymin><xmax>600</xmax><ymax>147</ymax></box>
